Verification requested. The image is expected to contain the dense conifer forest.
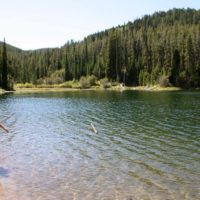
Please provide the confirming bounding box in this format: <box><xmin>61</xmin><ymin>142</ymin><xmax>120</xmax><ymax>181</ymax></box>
<box><xmin>0</xmin><ymin>8</ymin><xmax>200</xmax><ymax>89</ymax></box>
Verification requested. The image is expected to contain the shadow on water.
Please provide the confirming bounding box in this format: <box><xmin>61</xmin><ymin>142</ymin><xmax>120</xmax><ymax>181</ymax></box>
<box><xmin>0</xmin><ymin>167</ymin><xmax>9</xmax><ymax>178</ymax></box>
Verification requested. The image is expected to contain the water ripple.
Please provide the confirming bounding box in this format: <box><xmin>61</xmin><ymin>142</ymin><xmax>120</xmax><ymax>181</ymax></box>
<box><xmin>0</xmin><ymin>91</ymin><xmax>199</xmax><ymax>199</ymax></box>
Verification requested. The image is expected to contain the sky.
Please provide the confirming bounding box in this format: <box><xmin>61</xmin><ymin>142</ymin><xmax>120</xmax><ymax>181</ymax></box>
<box><xmin>0</xmin><ymin>0</ymin><xmax>199</xmax><ymax>50</ymax></box>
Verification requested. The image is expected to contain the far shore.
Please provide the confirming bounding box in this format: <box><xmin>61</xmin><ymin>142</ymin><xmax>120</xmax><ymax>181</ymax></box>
<box><xmin>0</xmin><ymin>85</ymin><xmax>185</xmax><ymax>94</ymax></box>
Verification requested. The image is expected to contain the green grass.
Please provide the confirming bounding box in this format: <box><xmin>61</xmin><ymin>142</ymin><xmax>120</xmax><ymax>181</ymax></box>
<box><xmin>0</xmin><ymin>88</ymin><xmax>5</xmax><ymax>94</ymax></box>
<box><xmin>14</xmin><ymin>81</ymin><xmax>81</xmax><ymax>90</ymax></box>
<box><xmin>14</xmin><ymin>82</ymin><xmax>183</xmax><ymax>92</ymax></box>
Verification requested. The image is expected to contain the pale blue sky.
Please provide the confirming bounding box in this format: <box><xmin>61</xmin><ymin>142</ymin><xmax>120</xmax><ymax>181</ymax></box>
<box><xmin>0</xmin><ymin>0</ymin><xmax>199</xmax><ymax>50</ymax></box>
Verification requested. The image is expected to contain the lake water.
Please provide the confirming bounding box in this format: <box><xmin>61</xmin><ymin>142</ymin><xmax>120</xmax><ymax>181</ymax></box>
<box><xmin>0</xmin><ymin>91</ymin><xmax>200</xmax><ymax>200</ymax></box>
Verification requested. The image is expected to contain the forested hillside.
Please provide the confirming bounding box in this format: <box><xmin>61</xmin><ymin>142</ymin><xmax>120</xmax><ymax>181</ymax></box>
<box><xmin>0</xmin><ymin>8</ymin><xmax>200</xmax><ymax>89</ymax></box>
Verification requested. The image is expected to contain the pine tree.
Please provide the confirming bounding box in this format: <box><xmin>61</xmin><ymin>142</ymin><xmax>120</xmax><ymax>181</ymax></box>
<box><xmin>169</xmin><ymin>49</ymin><xmax>180</xmax><ymax>86</ymax></box>
<box><xmin>64</xmin><ymin>53</ymin><xmax>71</xmax><ymax>81</ymax></box>
<box><xmin>185</xmin><ymin>35</ymin><xmax>195</xmax><ymax>86</ymax></box>
<box><xmin>1</xmin><ymin>38</ymin><xmax>8</xmax><ymax>90</ymax></box>
<box><xmin>0</xmin><ymin>49</ymin><xmax>2</xmax><ymax>84</ymax></box>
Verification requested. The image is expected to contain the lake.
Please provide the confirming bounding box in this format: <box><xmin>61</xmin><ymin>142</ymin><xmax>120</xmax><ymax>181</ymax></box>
<box><xmin>0</xmin><ymin>91</ymin><xmax>200</xmax><ymax>200</ymax></box>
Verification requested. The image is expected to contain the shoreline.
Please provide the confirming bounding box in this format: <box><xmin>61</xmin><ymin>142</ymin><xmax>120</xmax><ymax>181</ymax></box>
<box><xmin>2</xmin><ymin>85</ymin><xmax>199</xmax><ymax>94</ymax></box>
<box><xmin>2</xmin><ymin>85</ymin><xmax>183</xmax><ymax>94</ymax></box>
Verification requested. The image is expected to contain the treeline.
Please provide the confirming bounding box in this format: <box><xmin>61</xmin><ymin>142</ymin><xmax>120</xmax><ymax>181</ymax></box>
<box><xmin>0</xmin><ymin>39</ymin><xmax>9</xmax><ymax>89</ymax></box>
<box><xmin>1</xmin><ymin>8</ymin><xmax>200</xmax><ymax>89</ymax></box>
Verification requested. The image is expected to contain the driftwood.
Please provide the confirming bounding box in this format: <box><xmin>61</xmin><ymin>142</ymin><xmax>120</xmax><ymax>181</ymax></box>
<box><xmin>90</xmin><ymin>123</ymin><xmax>97</xmax><ymax>133</ymax></box>
<box><xmin>0</xmin><ymin>124</ymin><xmax>8</xmax><ymax>133</ymax></box>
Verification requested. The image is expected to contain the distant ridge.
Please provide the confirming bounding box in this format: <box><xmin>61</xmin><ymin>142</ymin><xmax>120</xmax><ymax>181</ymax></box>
<box><xmin>0</xmin><ymin>41</ymin><xmax>22</xmax><ymax>52</ymax></box>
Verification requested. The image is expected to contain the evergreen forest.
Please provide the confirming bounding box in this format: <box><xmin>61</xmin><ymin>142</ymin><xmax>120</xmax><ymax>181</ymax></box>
<box><xmin>0</xmin><ymin>8</ymin><xmax>200</xmax><ymax>89</ymax></box>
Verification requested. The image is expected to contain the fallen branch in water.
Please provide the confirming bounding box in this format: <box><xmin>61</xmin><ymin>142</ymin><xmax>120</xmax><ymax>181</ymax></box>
<box><xmin>90</xmin><ymin>123</ymin><xmax>97</xmax><ymax>134</ymax></box>
<box><xmin>0</xmin><ymin>124</ymin><xmax>9</xmax><ymax>133</ymax></box>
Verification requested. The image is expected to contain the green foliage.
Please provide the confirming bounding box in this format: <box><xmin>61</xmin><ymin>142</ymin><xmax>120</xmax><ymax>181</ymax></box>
<box><xmin>139</xmin><ymin>69</ymin><xmax>151</xmax><ymax>86</ymax></box>
<box><xmin>88</xmin><ymin>75</ymin><xmax>97</xmax><ymax>86</ymax></box>
<box><xmin>99</xmin><ymin>77</ymin><xmax>110</xmax><ymax>88</ymax></box>
<box><xmin>59</xmin><ymin>81</ymin><xmax>73</xmax><ymax>88</ymax></box>
<box><xmin>79</xmin><ymin>76</ymin><xmax>90</xmax><ymax>88</ymax></box>
<box><xmin>1</xmin><ymin>8</ymin><xmax>200</xmax><ymax>89</ymax></box>
<box><xmin>111</xmin><ymin>81</ymin><xmax>119</xmax><ymax>86</ymax></box>
<box><xmin>15</xmin><ymin>83</ymin><xmax>34</xmax><ymax>88</ymax></box>
<box><xmin>151</xmin><ymin>65</ymin><xmax>160</xmax><ymax>85</ymax></box>
<box><xmin>169</xmin><ymin>49</ymin><xmax>180</xmax><ymax>86</ymax></box>
<box><xmin>50</xmin><ymin>69</ymin><xmax>65</xmax><ymax>84</ymax></box>
<box><xmin>159</xmin><ymin>75</ymin><xmax>171</xmax><ymax>87</ymax></box>
<box><xmin>59</xmin><ymin>80</ymin><xmax>80</xmax><ymax>88</ymax></box>
<box><xmin>79</xmin><ymin>75</ymin><xmax>97</xmax><ymax>88</ymax></box>
<box><xmin>0</xmin><ymin>39</ymin><xmax>9</xmax><ymax>89</ymax></box>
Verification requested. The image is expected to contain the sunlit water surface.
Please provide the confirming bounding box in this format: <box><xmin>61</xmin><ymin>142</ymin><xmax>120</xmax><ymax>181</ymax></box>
<box><xmin>0</xmin><ymin>91</ymin><xmax>200</xmax><ymax>200</ymax></box>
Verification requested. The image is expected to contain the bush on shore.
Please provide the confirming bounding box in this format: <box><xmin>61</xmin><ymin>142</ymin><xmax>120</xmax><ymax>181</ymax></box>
<box><xmin>99</xmin><ymin>78</ymin><xmax>110</xmax><ymax>88</ymax></box>
<box><xmin>79</xmin><ymin>75</ymin><xmax>97</xmax><ymax>89</ymax></box>
<box><xmin>79</xmin><ymin>76</ymin><xmax>90</xmax><ymax>88</ymax></box>
<box><xmin>15</xmin><ymin>83</ymin><xmax>34</xmax><ymax>88</ymax></box>
<box><xmin>159</xmin><ymin>75</ymin><xmax>171</xmax><ymax>87</ymax></box>
<box><xmin>88</xmin><ymin>75</ymin><xmax>97</xmax><ymax>86</ymax></box>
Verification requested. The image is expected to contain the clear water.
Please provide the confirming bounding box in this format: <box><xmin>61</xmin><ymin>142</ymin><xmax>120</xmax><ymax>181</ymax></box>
<box><xmin>0</xmin><ymin>91</ymin><xmax>200</xmax><ymax>200</ymax></box>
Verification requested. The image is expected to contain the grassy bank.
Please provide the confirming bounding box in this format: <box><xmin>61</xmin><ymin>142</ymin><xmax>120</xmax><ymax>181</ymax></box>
<box><xmin>13</xmin><ymin>82</ymin><xmax>183</xmax><ymax>93</ymax></box>
<box><xmin>128</xmin><ymin>85</ymin><xmax>182</xmax><ymax>91</ymax></box>
<box><xmin>0</xmin><ymin>89</ymin><xmax>5</xmax><ymax>94</ymax></box>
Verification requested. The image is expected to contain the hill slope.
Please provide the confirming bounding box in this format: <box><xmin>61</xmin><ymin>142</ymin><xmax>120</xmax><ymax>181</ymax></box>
<box><xmin>1</xmin><ymin>8</ymin><xmax>200</xmax><ymax>87</ymax></box>
<box><xmin>0</xmin><ymin>42</ymin><xmax>22</xmax><ymax>53</ymax></box>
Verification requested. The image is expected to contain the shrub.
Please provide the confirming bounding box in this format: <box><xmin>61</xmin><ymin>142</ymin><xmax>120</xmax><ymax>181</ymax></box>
<box><xmin>111</xmin><ymin>81</ymin><xmax>119</xmax><ymax>86</ymax></box>
<box><xmin>15</xmin><ymin>83</ymin><xmax>34</xmax><ymax>88</ymax></box>
<box><xmin>36</xmin><ymin>78</ymin><xmax>44</xmax><ymax>85</ymax></box>
<box><xmin>39</xmin><ymin>77</ymin><xmax>53</xmax><ymax>85</ymax></box>
<box><xmin>100</xmin><ymin>78</ymin><xmax>110</xmax><ymax>88</ymax></box>
<box><xmin>59</xmin><ymin>81</ymin><xmax>73</xmax><ymax>88</ymax></box>
<box><xmin>37</xmin><ymin>84</ymin><xmax>55</xmax><ymax>88</ymax></box>
<box><xmin>50</xmin><ymin>69</ymin><xmax>65</xmax><ymax>84</ymax></box>
<box><xmin>79</xmin><ymin>76</ymin><xmax>90</xmax><ymax>88</ymax></box>
<box><xmin>88</xmin><ymin>75</ymin><xmax>97</xmax><ymax>86</ymax></box>
<box><xmin>159</xmin><ymin>75</ymin><xmax>171</xmax><ymax>87</ymax></box>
